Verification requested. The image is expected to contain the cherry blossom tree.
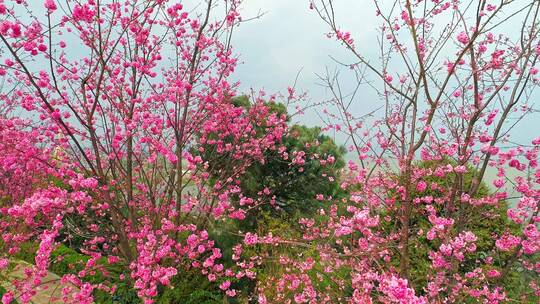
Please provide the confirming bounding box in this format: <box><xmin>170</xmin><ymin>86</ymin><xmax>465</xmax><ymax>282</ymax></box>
<box><xmin>247</xmin><ymin>0</ymin><xmax>540</xmax><ymax>303</ymax></box>
<box><xmin>0</xmin><ymin>0</ymin><xmax>287</xmax><ymax>303</ymax></box>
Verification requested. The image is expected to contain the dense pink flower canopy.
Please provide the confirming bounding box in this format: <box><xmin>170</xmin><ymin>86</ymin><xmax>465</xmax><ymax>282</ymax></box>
<box><xmin>0</xmin><ymin>0</ymin><xmax>286</xmax><ymax>302</ymax></box>
<box><xmin>0</xmin><ymin>0</ymin><xmax>538</xmax><ymax>303</ymax></box>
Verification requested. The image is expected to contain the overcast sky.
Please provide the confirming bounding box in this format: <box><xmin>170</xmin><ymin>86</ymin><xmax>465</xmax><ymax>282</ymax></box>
<box><xmin>232</xmin><ymin>1</ymin><xmax>355</xmax><ymax>93</ymax></box>
<box><xmin>231</xmin><ymin>0</ymin><xmax>372</xmax><ymax>114</ymax></box>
